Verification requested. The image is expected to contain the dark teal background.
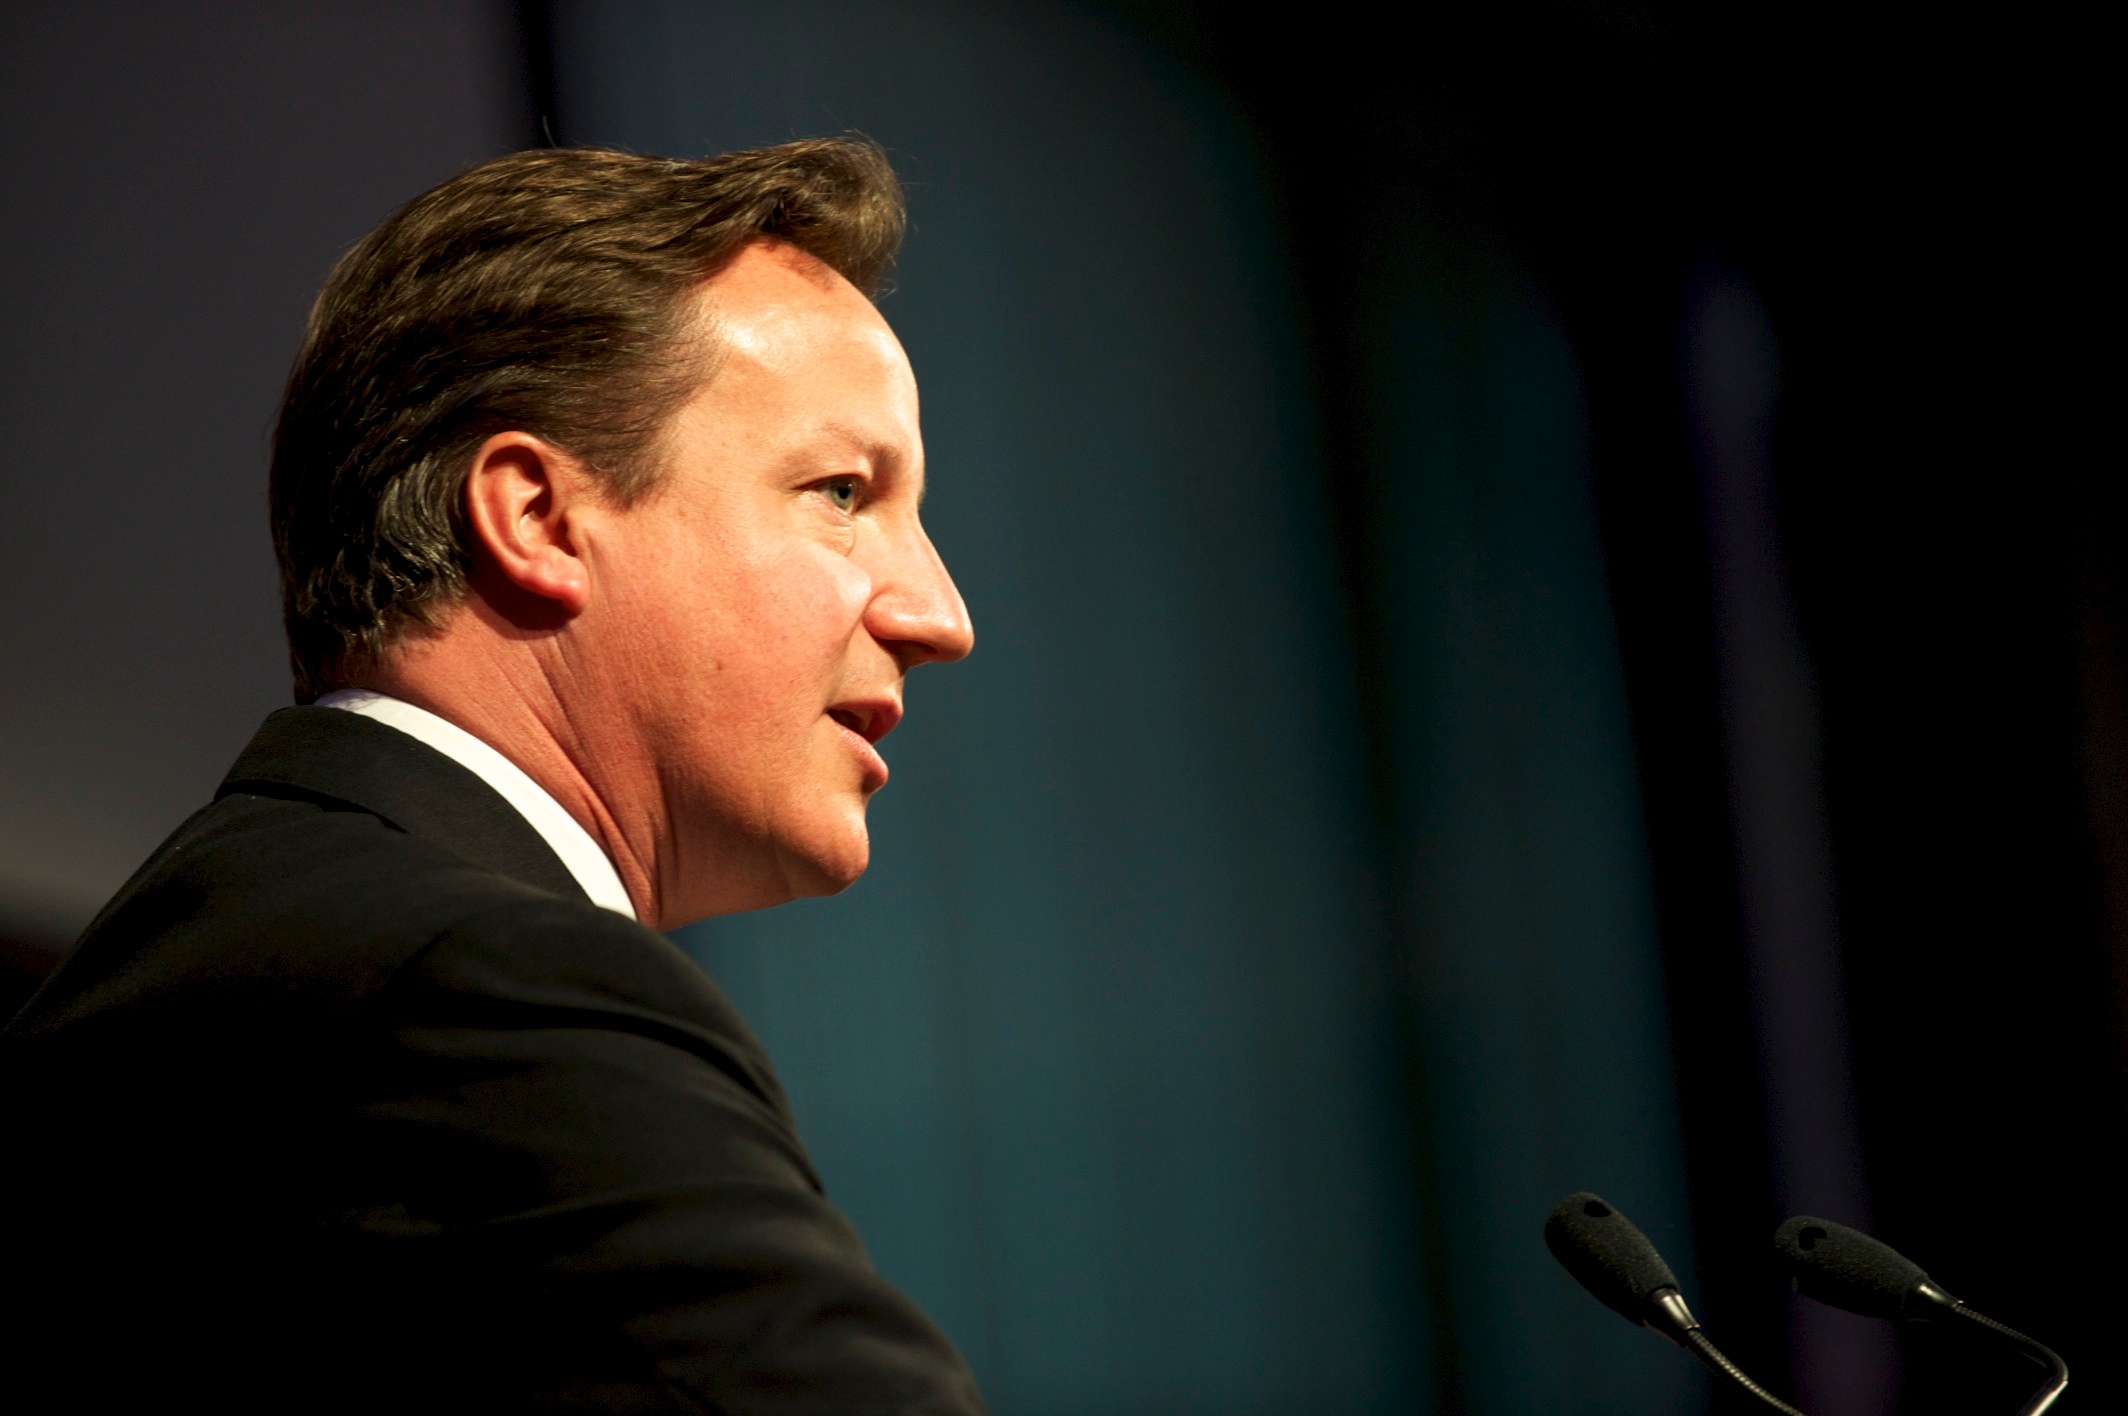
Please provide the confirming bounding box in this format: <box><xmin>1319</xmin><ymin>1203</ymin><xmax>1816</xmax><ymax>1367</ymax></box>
<box><xmin>549</xmin><ymin>6</ymin><xmax>1698</xmax><ymax>1411</ymax></box>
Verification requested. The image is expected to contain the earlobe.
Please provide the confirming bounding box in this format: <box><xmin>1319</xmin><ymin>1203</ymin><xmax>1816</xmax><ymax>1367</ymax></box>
<box><xmin>462</xmin><ymin>432</ymin><xmax>593</xmax><ymax>616</ymax></box>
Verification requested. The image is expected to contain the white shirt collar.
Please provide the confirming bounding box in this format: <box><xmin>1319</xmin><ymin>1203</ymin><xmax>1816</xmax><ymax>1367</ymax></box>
<box><xmin>314</xmin><ymin>688</ymin><xmax>638</xmax><ymax>921</ymax></box>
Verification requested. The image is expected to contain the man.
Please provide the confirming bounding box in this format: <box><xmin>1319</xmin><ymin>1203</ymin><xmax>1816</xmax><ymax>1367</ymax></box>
<box><xmin>2</xmin><ymin>139</ymin><xmax>982</xmax><ymax>1413</ymax></box>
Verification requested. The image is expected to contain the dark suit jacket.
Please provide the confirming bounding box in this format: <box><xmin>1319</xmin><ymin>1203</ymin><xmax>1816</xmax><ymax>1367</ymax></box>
<box><xmin>1</xmin><ymin>706</ymin><xmax>985</xmax><ymax>1414</ymax></box>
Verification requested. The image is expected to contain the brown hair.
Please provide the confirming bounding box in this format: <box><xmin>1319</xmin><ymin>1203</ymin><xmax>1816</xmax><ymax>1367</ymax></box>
<box><xmin>270</xmin><ymin>138</ymin><xmax>904</xmax><ymax>702</ymax></box>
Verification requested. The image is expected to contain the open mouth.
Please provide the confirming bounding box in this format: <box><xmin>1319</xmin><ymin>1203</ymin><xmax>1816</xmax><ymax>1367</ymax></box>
<box><xmin>826</xmin><ymin>705</ymin><xmax>890</xmax><ymax>788</ymax></box>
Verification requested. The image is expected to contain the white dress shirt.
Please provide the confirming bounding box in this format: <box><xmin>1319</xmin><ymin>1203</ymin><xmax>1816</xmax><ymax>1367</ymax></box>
<box><xmin>315</xmin><ymin>688</ymin><xmax>637</xmax><ymax>920</ymax></box>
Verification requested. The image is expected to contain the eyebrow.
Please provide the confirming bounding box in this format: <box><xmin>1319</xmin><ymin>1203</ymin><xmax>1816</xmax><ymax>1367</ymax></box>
<box><xmin>809</xmin><ymin>421</ymin><xmax>927</xmax><ymax>503</ymax></box>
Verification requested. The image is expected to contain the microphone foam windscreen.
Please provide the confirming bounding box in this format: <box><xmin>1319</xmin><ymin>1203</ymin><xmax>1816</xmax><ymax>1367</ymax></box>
<box><xmin>1545</xmin><ymin>1192</ymin><xmax>1682</xmax><ymax>1326</ymax></box>
<box><xmin>1772</xmin><ymin>1216</ymin><xmax>1931</xmax><ymax>1320</ymax></box>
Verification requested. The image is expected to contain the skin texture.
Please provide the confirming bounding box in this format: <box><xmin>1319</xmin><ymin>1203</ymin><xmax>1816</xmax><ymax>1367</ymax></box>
<box><xmin>362</xmin><ymin>239</ymin><xmax>974</xmax><ymax>928</ymax></box>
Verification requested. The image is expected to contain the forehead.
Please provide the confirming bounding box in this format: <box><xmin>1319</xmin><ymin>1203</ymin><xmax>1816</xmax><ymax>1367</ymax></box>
<box><xmin>699</xmin><ymin>241</ymin><xmax>902</xmax><ymax>368</ymax></box>
<box><xmin>676</xmin><ymin>241</ymin><xmax>921</xmax><ymax>463</ymax></box>
<box><xmin>655</xmin><ymin>240</ymin><xmax>923</xmax><ymax>489</ymax></box>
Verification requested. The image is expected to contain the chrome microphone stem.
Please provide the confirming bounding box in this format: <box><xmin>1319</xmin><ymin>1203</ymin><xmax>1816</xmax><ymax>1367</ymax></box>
<box><xmin>1645</xmin><ymin>1288</ymin><xmax>1807</xmax><ymax>1416</ymax></box>
<box><xmin>1908</xmin><ymin>1281</ymin><xmax>2068</xmax><ymax>1416</ymax></box>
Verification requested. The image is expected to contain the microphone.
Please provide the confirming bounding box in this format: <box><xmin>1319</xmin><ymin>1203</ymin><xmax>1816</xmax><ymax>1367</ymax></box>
<box><xmin>1546</xmin><ymin>1192</ymin><xmax>1804</xmax><ymax>1414</ymax></box>
<box><xmin>1772</xmin><ymin>1217</ymin><xmax>2068</xmax><ymax>1416</ymax></box>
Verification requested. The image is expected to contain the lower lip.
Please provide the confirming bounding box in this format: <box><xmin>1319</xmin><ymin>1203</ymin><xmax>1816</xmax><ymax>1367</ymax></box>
<box><xmin>831</xmin><ymin>717</ymin><xmax>889</xmax><ymax>788</ymax></box>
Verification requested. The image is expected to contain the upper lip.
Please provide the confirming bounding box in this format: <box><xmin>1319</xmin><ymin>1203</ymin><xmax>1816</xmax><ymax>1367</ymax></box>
<box><xmin>827</xmin><ymin>696</ymin><xmax>902</xmax><ymax>745</ymax></box>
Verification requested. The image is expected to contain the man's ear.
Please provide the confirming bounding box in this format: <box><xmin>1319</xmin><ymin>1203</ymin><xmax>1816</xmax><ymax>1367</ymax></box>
<box><xmin>461</xmin><ymin>432</ymin><xmax>594</xmax><ymax>615</ymax></box>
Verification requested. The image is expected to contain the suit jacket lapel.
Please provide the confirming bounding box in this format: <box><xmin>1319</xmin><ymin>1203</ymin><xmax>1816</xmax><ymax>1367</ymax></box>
<box><xmin>219</xmin><ymin>706</ymin><xmax>591</xmax><ymax>906</ymax></box>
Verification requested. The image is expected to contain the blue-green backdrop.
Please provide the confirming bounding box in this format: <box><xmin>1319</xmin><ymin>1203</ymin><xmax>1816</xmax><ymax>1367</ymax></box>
<box><xmin>550</xmin><ymin>4</ymin><xmax>1698</xmax><ymax>1411</ymax></box>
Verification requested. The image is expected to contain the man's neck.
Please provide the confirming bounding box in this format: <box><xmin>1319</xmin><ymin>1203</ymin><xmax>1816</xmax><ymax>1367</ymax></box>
<box><xmin>315</xmin><ymin>688</ymin><xmax>638</xmax><ymax>920</ymax></box>
<box><xmin>350</xmin><ymin>634</ymin><xmax>662</xmax><ymax>925</ymax></box>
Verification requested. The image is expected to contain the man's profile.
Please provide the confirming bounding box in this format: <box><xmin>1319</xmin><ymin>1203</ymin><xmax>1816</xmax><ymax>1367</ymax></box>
<box><xmin>2</xmin><ymin>139</ymin><xmax>982</xmax><ymax>1413</ymax></box>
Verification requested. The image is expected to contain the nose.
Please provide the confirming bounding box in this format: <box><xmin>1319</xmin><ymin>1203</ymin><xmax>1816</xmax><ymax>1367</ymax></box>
<box><xmin>867</xmin><ymin>520</ymin><xmax>974</xmax><ymax>668</ymax></box>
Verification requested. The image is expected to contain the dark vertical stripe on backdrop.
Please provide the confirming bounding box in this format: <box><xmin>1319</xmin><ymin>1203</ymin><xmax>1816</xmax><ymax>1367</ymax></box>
<box><xmin>1683</xmin><ymin>266</ymin><xmax>1899</xmax><ymax>1415</ymax></box>
<box><xmin>1345</xmin><ymin>217</ymin><xmax>1705</xmax><ymax>1414</ymax></box>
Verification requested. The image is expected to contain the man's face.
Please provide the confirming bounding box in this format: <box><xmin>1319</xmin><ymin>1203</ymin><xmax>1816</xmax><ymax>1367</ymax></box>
<box><xmin>579</xmin><ymin>240</ymin><xmax>972</xmax><ymax>924</ymax></box>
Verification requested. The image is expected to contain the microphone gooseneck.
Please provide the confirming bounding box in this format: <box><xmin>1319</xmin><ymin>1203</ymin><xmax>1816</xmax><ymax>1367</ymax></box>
<box><xmin>1546</xmin><ymin>1193</ymin><xmax>1804</xmax><ymax>1416</ymax></box>
<box><xmin>1773</xmin><ymin>1216</ymin><xmax>2068</xmax><ymax>1416</ymax></box>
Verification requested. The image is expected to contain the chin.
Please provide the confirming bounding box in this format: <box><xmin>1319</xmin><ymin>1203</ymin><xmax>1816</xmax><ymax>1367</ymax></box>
<box><xmin>667</xmin><ymin>794</ymin><xmax>873</xmax><ymax>922</ymax></box>
<box><xmin>784</xmin><ymin>829</ymin><xmax>871</xmax><ymax>899</ymax></box>
<box><xmin>663</xmin><ymin>840</ymin><xmax>868</xmax><ymax>925</ymax></box>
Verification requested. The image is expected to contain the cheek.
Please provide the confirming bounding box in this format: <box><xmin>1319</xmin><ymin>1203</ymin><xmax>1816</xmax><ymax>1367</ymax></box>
<box><xmin>740</xmin><ymin>542</ymin><xmax>872</xmax><ymax>681</ymax></box>
<box><xmin>751</xmin><ymin>534</ymin><xmax>865</xmax><ymax>631</ymax></box>
<box><xmin>676</xmin><ymin>544</ymin><xmax>874</xmax><ymax>721</ymax></box>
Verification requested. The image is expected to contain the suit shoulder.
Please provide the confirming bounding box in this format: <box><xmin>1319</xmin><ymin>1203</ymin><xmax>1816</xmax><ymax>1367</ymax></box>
<box><xmin>7</xmin><ymin>790</ymin><xmax>594</xmax><ymax>1041</ymax></box>
<box><xmin>393</xmin><ymin>893</ymin><xmax>786</xmax><ymax>1113</ymax></box>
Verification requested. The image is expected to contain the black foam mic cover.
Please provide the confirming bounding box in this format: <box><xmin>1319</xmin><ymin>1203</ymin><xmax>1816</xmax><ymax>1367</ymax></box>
<box><xmin>1545</xmin><ymin>1192</ymin><xmax>1683</xmax><ymax>1326</ymax></box>
<box><xmin>1772</xmin><ymin>1215</ymin><xmax>1933</xmax><ymax>1320</ymax></box>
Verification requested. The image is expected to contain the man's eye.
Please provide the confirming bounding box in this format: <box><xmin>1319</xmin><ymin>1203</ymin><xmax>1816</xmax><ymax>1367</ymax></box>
<box><xmin>821</xmin><ymin>478</ymin><xmax>860</xmax><ymax>513</ymax></box>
